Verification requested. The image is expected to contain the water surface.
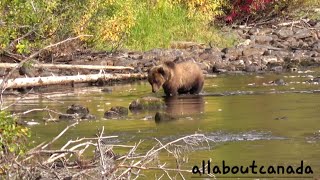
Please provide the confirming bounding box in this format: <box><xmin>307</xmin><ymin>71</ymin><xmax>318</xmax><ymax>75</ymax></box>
<box><xmin>4</xmin><ymin>71</ymin><xmax>320</xmax><ymax>178</ymax></box>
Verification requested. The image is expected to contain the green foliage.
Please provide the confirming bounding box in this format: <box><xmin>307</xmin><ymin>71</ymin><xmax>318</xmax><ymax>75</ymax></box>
<box><xmin>126</xmin><ymin>1</ymin><xmax>236</xmax><ymax>50</ymax></box>
<box><xmin>1</xmin><ymin>0</ymin><xmax>78</xmax><ymax>52</ymax></box>
<box><xmin>5</xmin><ymin>0</ymin><xmax>315</xmax><ymax>52</ymax></box>
<box><xmin>0</xmin><ymin>111</ymin><xmax>30</xmax><ymax>156</ymax></box>
<box><xmin>0</xmin><ymin>0</ymin><xmax>237</xmax><ymax>52</ymax></box>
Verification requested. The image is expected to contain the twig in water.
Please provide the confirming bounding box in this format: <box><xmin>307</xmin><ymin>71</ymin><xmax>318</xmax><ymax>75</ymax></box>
<box><xmin>41</xmin><ymin>122</ymin><xmax>78</xmax><ymax>150</ymax></box>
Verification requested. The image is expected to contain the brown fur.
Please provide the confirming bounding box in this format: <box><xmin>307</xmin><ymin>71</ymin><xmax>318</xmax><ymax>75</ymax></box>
<box><xmin>148</xmin><ymin>61</ymin><xmax>204</xmax><ymax>96</ymax></box>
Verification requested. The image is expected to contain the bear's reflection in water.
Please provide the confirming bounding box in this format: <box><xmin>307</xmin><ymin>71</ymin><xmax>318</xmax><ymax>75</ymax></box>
<box><xmin>155</xmin><ymin>95</ymin><xmax>204</xmax><ymax>123</ymax></box>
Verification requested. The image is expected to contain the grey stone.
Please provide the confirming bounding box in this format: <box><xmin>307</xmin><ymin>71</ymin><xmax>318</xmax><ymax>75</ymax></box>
<box><xmin>59</xmin><ymin>114</ymin><xmax>78</xmax><ymax>120</ymax></box>
<box><xmin>287</xmin><ymin>37</ymin><xmax>299</xmax><ymax>49</ymax></box>
<box><xmin>270</xmin><ymin>66</ymin><xmax>283</xmax><ymax>73</ymax></box>
<box><xmin>242</xmin><ymin>47</ymin><xmax>265</xmax><ymax>57</ymax></box>
<box><xmin>295</xmin><ymin>29</ymin><xmax>312</xmax><ymax>39</ymax></box>
<box><xmin>0</xmin><ymin>68</ymin><xmax>7</xmax><ymax>77</ymax></box>
<box><xmin>273</xmin><ymin>79</ymin><xmax>286</xmax><ymax>85</ymax></box>
<box><xmin>252</xmin><ymin>35</ymin><xmax>273</xmax><ymax>44</ymax></box>
<box><xmin>258</xmin><ymin>28</ymin><xmax>273</xmax><ymax>35</ymax></box>
<box><xmin>66</xmin><ymin>104</ymin><xmax>89</xmax><ymax>118</ymax></box>
<box><xmin>248</xmin><ymin>28</ymin><xmax>259</xmax><ymax>35</ymax></box>
<box><xmin>222</xmin><ymin>47</ymin><xmax>243</xmax><ymax>60</ymax></box>
<box><xmin>245</xmin><ymin>64</ymin><xmax>260</xmax><ymax>72</ymax></box>
<box><xmin>104</xmin><ymin>106</ymin><xmax>128</xmax><ymax>119</ymax></box>
<box><xmin>312</xmin><ymin>41</ymin><xmax>320</xmax><ymax>53</ymax></box>
<box><xmin>82</xmin><ymin>114</ymin><xmax>96</xmax><ymax>120</ymax></box>
<box><xmin>128</xmin><ymin>52</ymin><xmax>143</xmax><ymax>60</ymax></box>
<box><xmin>306</xmin><ymin>77</ymin><xmax>320</xmax><ymax>83</ymax></box>
<box><xmin>277</xmin><ymin>28</ymin><xmax>294</xmax><ymax>39</ymax></box>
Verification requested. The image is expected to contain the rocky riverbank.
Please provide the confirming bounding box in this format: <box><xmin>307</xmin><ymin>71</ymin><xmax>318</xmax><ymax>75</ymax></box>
<box><xmin>1</xmin><ymin>19</ymin><xmax>319</xmax><ymax>87</ymax></box>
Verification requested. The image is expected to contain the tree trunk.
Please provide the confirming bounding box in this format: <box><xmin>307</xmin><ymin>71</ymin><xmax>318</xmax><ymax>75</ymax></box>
<box><xmin>1</xmin><ymin>73</ymin><xmax>146</xmax><ymax>89</ymax></box>
<box><xmin>0</xmin><ymin>63</ymin><xmax>134</xmax><ymax>70</ymax></box>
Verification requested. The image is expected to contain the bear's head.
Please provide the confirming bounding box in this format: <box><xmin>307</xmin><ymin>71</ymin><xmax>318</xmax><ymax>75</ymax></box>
<box><xmin>148</xmin><ymin>65</ymin><xmax>171</xmax><ymax>93</ymax></box>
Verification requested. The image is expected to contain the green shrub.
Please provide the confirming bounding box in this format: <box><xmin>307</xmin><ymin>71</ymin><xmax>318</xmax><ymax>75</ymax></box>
<box><xmin>0</xmin><ymin>111</ymin><xmax>30</xmax><ymax>156</ymax></box>
<box><xmin>0</xmin><ymin>0</ymin><xmax>236</xmax><ymax>53</ymax></box>
<box><xmin>126</xmin><ymin>1</ymin><xmax>236</xmax><ymax>50</ymax></box>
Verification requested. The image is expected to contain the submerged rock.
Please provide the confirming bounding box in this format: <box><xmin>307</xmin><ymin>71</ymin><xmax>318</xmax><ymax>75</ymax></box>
<box><xmin>104</xmin><ymin>106</ymin><xmax>128</xmax><ymax>119</ymax></box>
<box><xmin>129</xmin><ymin>96</ymin><xmax>165</xmax><ymax>112</ymax></box>
<box><xmin>306</xmin><ymin>77</ymin><xmax>320</xmax><ymax>84</ymax></box>
<box><xmin>66</xmin><ymin>104</ymin><xmax>89</xmax><ymax>117</ymax></box>
<box><xmin>101</xmin><ymin>87</ymin><xmax>113</xmax><ymax>93</ymax></box>
<box><xmin>274</xmin><ymin>116</ymin><xmax>288</xmax><ymax>120</ymax></box>
<box><xmin>273</xmin><ymin>78</ymin><xmax>287</xmax><ymax>86</ymax></box>
<box><xmin>82</xmin><ymin>114</ymin><xmax>96</xmax><ymax>120</ymax></box>
<box><xmin>263</xmin><ymin>78</ymin><xmax>287</xmax><ymax>86</ymax></box>
<box><xmin>59</xmin><ymin>104</ymin><xmax>95</xmax><ymax>120</ymax></box>
<box><xmin>59</xmin><ymin>113</ymin><xmax>78</xmax><ymax>120</ymax></box>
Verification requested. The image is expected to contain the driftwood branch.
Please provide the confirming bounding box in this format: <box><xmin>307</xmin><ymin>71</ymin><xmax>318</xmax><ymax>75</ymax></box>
<box><xmin>6</xmin><ymin>120</ymin><xmax>213</xmax><ymax>179</ymax></box>
<box><xmin>0</xmin><ymin>63</ymin><xmax>134</xmax><ymax>70</ymax></box>
<box><xmin>41</xmin><ymin>122</ymin><xmax>79</xmax><ymax>150</ymax></box>
<box><xmin>0</xmin><ymin>35</ymin><xmax>93</xmax><ymax>108</ymax></box>
<box><xmin>0</xmin><ymin>35</ymin><xmax>93</xmax><ymax>90</ymax></box>
<box><xmin>0</xmin><ymin>73</ymin><xmax>147</xmax><ymax>89</ymax></box>
<box><xmin>116</xmin><ymin>134</ymin><xmax>212</xmax><ymax>179</ymax></box>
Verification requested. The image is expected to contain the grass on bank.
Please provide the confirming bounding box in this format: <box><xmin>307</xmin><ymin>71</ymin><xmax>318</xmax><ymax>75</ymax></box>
<box><xmin>124</xmin><ymin>3</ymin><xmax>237</xmax><ymax>51</ymax></box>
<box><xmin>2</xmin><ymin>0</ymin><xmax>319</xmax><ymax>54</ymax></box>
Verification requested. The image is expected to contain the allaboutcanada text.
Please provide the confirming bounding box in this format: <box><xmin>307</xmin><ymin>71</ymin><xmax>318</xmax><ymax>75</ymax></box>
<box><xmin>192</xmin><ymin>160</ymin><xmax>313</xmax><ymax>177</ymax></box>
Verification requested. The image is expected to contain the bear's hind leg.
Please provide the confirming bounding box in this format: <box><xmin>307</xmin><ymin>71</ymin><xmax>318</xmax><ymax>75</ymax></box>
<box><xmin>190</xmin><ymin>80</ymin><xmax>204</xmax><ymax>94</ymax></box>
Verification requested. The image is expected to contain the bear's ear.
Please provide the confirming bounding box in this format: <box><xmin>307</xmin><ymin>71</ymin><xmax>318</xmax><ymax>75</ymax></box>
<box><xmin>164</xmin><ymin>61</ymin><xmax>175</xmax><ymax>69</ymax></box>
<box><xmin>158</xmin><ymin>67</ymin><xmax>166</xmax><ymax>76</ymax></box>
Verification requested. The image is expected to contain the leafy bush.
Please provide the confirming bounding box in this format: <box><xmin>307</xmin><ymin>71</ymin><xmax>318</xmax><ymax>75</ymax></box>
<box><xmin>0</xmin><ymin>111</ymin><xmax>30</xmax><ymax>156</ymax></box>
<box><xmin>0</xmin><ymin>0</ymin><xmax>236</xmax><ymax>53</ymax></box>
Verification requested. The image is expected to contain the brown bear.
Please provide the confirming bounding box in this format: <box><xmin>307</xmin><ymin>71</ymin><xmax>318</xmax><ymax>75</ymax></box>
<box><xmin>148</xmin><ymin>61</ymin><xmax>204</xmax><ymax>96</ymax></box>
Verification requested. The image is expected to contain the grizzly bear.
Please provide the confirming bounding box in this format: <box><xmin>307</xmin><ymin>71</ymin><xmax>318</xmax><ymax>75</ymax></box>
<box><xmin>148</xmin><ymin>61</ymin><xmax>204</xmax><ymax>96</ymax></box>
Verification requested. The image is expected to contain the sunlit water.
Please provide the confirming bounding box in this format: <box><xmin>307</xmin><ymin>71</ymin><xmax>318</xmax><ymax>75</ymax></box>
<box><xmin>3</xmin><ymin>70</ymin><xmax>320</xmax><ymax>179</ymax></box>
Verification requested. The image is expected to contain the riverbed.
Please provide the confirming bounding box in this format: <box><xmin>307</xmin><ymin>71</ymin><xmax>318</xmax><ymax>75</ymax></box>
<box><xmin>3</xmin><ymin>70</ymin><xmax>320</xmax><ymax>178</ymax></box>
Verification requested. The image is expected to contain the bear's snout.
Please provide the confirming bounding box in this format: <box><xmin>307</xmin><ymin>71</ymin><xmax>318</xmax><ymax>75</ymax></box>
<box><xmin>152</xmin><ymin>85</ymin><xmax>159</xmax><ymax>93</ymax></box>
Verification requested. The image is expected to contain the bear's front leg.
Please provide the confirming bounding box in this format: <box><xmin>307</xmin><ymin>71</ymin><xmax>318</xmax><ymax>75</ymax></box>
<box><xmin>164</xmin><ymin>86</ymin><xmax>178</xmax><ymax>96</ymax></box>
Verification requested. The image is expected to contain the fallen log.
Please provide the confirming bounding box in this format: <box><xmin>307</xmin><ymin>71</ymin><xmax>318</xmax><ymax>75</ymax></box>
<box><xmin>0</xmin><ymin>63</ymin><xmax>134</xmax><ymax>70</ymax></box>
<box><xmin>0</xmin><ymin>73</ymin><xmax>147</xmax><ymax>89</ymax></box>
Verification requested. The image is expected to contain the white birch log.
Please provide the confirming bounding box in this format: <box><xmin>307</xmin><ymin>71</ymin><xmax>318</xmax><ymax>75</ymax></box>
<box><xmin>0</xmin><ymin>73</ymin><xmax>146</xmax><ymax>89</ymax></box>
<box><xmin>0</xmin><ymin>63</ymin><xmax>134</xmax><ymax>70</ymax></box>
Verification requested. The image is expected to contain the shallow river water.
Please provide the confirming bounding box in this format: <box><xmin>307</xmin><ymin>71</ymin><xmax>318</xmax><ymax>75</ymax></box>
<box><xmin>4</xmin><ymin>70</ymin><xmax>320</xmax><ymax>179</ymax></box>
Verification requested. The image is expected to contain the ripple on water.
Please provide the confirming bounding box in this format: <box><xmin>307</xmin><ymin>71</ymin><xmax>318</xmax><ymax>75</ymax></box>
<box><xmin>160</xmin><ymin>131</ymin><xmax>286</xmax><ymax>145</ymax></box>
